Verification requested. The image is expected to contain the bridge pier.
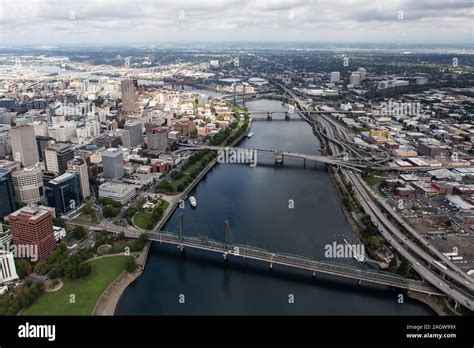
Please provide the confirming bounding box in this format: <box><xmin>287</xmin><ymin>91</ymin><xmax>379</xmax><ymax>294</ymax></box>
<box><xmin>357</xmin><ymin>279</ymin><xmax>362</xmax><ymax>286</ymax></box>
<box><xmin>285</xmin><ymin>112</ymin><xmax>290</xmax><ymax>121</ymax></box>
<box><xmin>177</xmin><ymin>244</ymin><xmax>185</xmax><ymax>253</ymax></box>
<box><xmin>454</xmin><ymin>301</ymin><xmax>459</xmax><ymax>310</ymax></box>
<box><xmin>312</xmin><ymin>271</ymin><xmax>316</xmax><ymax>278</ymax></box>
<box><xmin>303</xmin><ymin>158</ymin><xmax>306</xmax><ymax>168</ymax></box>
<box><xmin>275</xmin><ymin>152</ymin><xmax>284</xmax><ymax>166</ymax></box>
<box><xmin>267</xmin><ymin>112</ymin><xmax>273</xmax><ymax>121</ymax></box>
<box><xmin>269</xmin><ymin>262</ymin><xmax>273</xmax><ymax>271</ymax></box>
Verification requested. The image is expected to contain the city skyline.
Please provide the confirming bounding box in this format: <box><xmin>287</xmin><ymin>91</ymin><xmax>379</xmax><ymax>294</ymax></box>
<box><xmin>0</xmin><ymin>0</ymin><xmax>473</xmax><ymax>46</ymax></box>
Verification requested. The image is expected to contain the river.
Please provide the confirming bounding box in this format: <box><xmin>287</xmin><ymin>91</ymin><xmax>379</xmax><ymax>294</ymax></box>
<box><xmin>115</xmin><ymin>98</ymin><xmax>432</xmax><ymax>315</ymax></box>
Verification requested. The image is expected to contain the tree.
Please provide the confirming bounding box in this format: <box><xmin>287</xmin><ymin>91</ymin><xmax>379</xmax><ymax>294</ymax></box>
<box><xmin>82</xmin><ymin>204</ymin><xmax>93</xmax><ymax>215</ymax></box>
<box><xmin>367</xmin><ymin>235</ymin><xmax>382</xmax><ymax>251</ymax></box>
<box><xmin>54</xmin><ymin>217</ymin><xmax>66</xmax><ymax>228</ymax></box>
<box><xmin>103</xmin><ymin>206</ymin><xmax>120</xmax><ymax>218</ymax></box>
<box><xmin>93</xmin><ymin>96</ymin><xmax>105</xmax><ymax>107</ymax></box>
<box><xmin>398</xmin><ymin>259</ymin><xmax>411</xmax><ymax>277</ymax></box>
<box><xmin>33</xmin><ymin>261</ymin><xmax>48</xmax><ymax>275</ymax></box>
<box><xmin>77</xmin><ymin>262</ymin><xmax>91</xmax><ymax>277</ymax></box>
<box><xmin>125</xmin><ymin>256</ymin><xmax>137</xmax><ymax>272</ymax></box>
<box><xmin>15</xmin><ymin>259</ymin><xmax>31</xmax><ymax>278</ymax></box>
<box><xmin>73</xmin><ymin>226</ymin><xmax>87</xmax><ymax>240</ymax></box>
<box><xmin>388</xmin><ymin>257</ymin><xmax>398</xmax><ymax>273</ymax></box>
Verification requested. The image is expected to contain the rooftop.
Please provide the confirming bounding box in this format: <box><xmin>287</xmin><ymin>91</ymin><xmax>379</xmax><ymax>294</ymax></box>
<box><xmin>9</xmin><ymin>206</ymin><xmax>52</xmax><ymax>221</ymax></box>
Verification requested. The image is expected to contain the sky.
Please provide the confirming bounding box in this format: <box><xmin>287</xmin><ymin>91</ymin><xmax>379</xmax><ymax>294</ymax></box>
<box><xmin>0</xmin><ymin>0</ymin><xmax>472</xmax><ymax>46</ymax></box>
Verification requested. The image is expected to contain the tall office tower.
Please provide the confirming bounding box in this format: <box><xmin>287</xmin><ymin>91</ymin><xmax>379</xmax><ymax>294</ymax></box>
<box><xmin>330</xmin><ymin>71</ymin><xmax>341</xmax><ymax>83</ymax></box>
<box><xmin>0</xmin><ymin>108</ymin><xmax>14</xmax><ymax>125</ymax></box>
<box><xmin>123</xmin><ymin>121</ymin><xmax>143</xmax><ymax>148</ymax></box>
<box><xmin>102</xmin><ymin>148</ymin><xmax>124</xmax><ymax>179</ymax></box>
<box><xmin>11</xmin><ymin>165</ymin><xmax>43</xmax><ymax>204</ymax></box>
<box><xmin>8</xmin><ymin>206</ymin><xmax>56</xmax><ymax>260</ymax></box>
<box><xmin>146</xmin><ymin>127</ymin><xmax>168</xmax><ymax>152</ymax></box>
<box><xmin>0</xmin><ymin>169</ymin><xmax>16</xmax><ymax>219</ymax></box>
<box><xmin>44</xmin><ymin>143</ymin><xmax>74</xmax><ymax>174</ymax></box>
<box><xmin>67</xmin><ymin>158</ymin><xmax>91</xmax><ymax>199</ymax></box>
<box><xmin>350</xmin><ymin>72</ymin><xmax>361</xmax><ymax>86</ymax></box>
<box><xmin>119</xmin><ymin>129</ymin><xmax>131</xmax><ymax>148</ymax></box>
<box><xmin>36</xmin><ymin>136</ymin><xmax>54</xmax><ymax>162</ymax></box>
<box><xmin>0</xmin><ymin>251</ymin><xmax>19</xmax><ymax>284</ymax></box>
<box><xmin>356</xmin><ymin>67</ymin><xmax>367</xmax><ymax>81</ymax></box>
<box><xmin>0</xmin><ymin>125</ymin><xmax>11</xmax><ymax>158</ymax></box>
<box><xmin>47</xmin><ymin>121</ymin><xmax>77</xmax><ymax>142</ymax></box>
<box><xmin>8</xmin><ymin>125</ymin><xmax>40</xmax><ymax>167</ymax></box>
<box><xmin>45</xmin><ymin>172</ymin><xmax>81</xmax><ymax>214</ymax></box>
<box><xmin>121</xmin><ymin>78</ymin><xmax>138</xmax><ymax>113</ymax></box>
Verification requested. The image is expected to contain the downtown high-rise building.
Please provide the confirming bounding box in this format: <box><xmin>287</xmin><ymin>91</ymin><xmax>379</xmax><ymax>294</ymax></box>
<box><xmin>36</xmin><ymin>136</ymin><xmax>54</xmax><ymax>162</ymax></box>
<box><xmin>0</xmin><ymin>168</ymin><xmax>16</xmax><ymax>219</ymax></box>
<box><xmin>11</xmin><ymin>165</ymin><xmax>44</xmax><ymax>204</ymax></box>
<box><xmin>119</xmin><ymin>129</ymin><xmax>131</xmax><ymax>148</ymax></box>
<box><xmin>67</xmin><ymin>157</ymin><xmax>91</xmax><ymax>199</ymax></box>
<box><xmin>9</xmin><ymin>125</ymin><xmax>40</xmax><ymax>167</ymax></box>
<box><xmin>0</xmin><ymin>251</ymin><xmax>19</xmax><ymax>285</ymax></box>
<box><xmin>45</xmin><ymin>143</ymin><xmax>74</xmax><ymax>174</ymax></box>
<box><xmin>330</xmin><ymin>71</ymin><xmax>341</xmax><ymax>83</ymax></box>
<box><xmin>350</xmin><ymin>72</ymin><xmax>361</xmax><ymax>86</ymax></box>
<box><xmin>123</xmin><ymin>121</ymin><xmax>143</xmax><ymax>148</ymax></box>
<box><xmin>102</xmin><ymin>148</ymin><xmax>124</xmax><ymax>180</ymax></box>
<box><xmin>45</xmin><ymin>172</ymin><xmax>81</xmax><ymax>214</ymax></box>
<box><xmin>146</xmin><ymin>127</ymin><xmax>168</xmax><ymax>152</ymax></box>
<box><xmin>8</xmin><ymin>206</ymin><xmax>56</xmax><ymax>260</ymax></box>
<box><xmin>121</xmin><ymin>78</ymin><xmax>138</xmax><ymax>113</ymax></box>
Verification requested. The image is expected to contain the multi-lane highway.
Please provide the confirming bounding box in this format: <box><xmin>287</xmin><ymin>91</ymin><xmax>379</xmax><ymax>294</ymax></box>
<box><xmin>284</xmin><ymin>85</ymin><xmax>474</xmax><ymax>311</ymax></box>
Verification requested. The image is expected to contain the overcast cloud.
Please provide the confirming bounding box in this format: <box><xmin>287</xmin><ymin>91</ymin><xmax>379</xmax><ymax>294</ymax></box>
<box><xmin>0</xmin><ymin>0</ymin><xmax>472</xmax><ymax>46</ymax></box>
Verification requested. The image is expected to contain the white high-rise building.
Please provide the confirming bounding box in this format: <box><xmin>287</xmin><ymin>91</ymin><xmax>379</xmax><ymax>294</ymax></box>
<box><xmin>120</xmin><ymin>129</ymin><xmax>131</xmax><ymax>148</ymax></box>
<box><xmin>350</xmin><ymin>72</ymin><xmax>361</xmax><ymax>86</ymax></box>
<box><xmin>8</xmin><ymin>125</ymin><xmax>39</xmax><ymax>167</ymax></box>
<box><xmin>67</xmin><ymin>157</ymin><xmax>91</xmax><ymax>199</ymax></box>
<box><xmin>33</xmin><ymin>121</ymin><xmax>49</xmax><ymax>137</ymax></box>
<box><xmin>123</xmin><ymin>121</ymin><xmax>143</xmax><ymax>148</ymax></box>
<box><xmin>330</xmin><ymin>72</ymin><xmax>340</xmax><ymax>83</ymax></box>
<box><xmin>48</xmin><ymin>122</ymin><xmax>77</xmax><ymax>142</ymax></box>
<box><xmin>102</xmin><ymin>148</ymin><xmax>124</xmax><ymax>179</ymax></box>
<box><xmin>356</xmin><ymin>67</ymin><xmax>367</xmax><ymax>81</ymax></box>
<box><xmin>0</xmin><ymin>251</ymin><xmax>19</xmax><ymax>285</ymax></box>
<box><xmin>11</xmin><ymin>165</ymin><xmax>43</xmax><ymax>204</ymax></box>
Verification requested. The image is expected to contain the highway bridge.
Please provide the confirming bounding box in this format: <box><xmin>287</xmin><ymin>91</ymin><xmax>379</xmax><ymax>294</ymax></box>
<box><xmin>177</xmin><ymin>144</ymin><xmax>366</xmax><ymax>171</ymax></box>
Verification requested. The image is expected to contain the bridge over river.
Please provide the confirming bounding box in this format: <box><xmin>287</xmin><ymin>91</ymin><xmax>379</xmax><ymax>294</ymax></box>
<box><xmin>144</xmin><ymin>227</ymin><xmax>443</xmax><ymax>296</ymax></box>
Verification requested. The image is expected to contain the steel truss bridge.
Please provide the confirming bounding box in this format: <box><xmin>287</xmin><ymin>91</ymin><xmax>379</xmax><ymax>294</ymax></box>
<box><xmin>145</xmin><ymin>218</ymin><xmax>443</xmax><ymax>296</ymax></box>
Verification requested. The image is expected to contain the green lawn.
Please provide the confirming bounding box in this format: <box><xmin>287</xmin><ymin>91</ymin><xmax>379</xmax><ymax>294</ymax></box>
<box><xmin>23</xmin><ymin>256</ymin><xmax>128</xmax><ymax>315</ymax></box>
<box><xmin>133</xmin><ymin>211</ymin><xmax>153</xmax><ymax>230</ymax></box>
<box><xmin>75</xmin><ymin>212</ymin><xmax>98</xmax><ymax>224</ymax></box>
<box><xmin>133</xmin><ymin>201</ymin><xmax>170</xmax><ymax>230</ymax></box>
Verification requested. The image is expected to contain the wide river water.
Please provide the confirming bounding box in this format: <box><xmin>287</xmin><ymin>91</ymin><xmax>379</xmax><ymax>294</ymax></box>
<box><xmin>116</xmin><ymin>98</ymin><xmax>431</xmax><ymax>315</ymax></box>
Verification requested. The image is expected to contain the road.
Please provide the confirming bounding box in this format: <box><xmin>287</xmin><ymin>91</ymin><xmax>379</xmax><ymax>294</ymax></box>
<box><xmin>281</xmin><ymin>81</ymin><xmax>474</xmax><ymax>311</ymax></box>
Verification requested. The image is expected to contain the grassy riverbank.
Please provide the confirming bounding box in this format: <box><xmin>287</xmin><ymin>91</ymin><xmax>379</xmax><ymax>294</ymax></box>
<box><xmin>23</xmin><ymin>256</ymin><xmax>128</xmax><ymax>315</ymax></box>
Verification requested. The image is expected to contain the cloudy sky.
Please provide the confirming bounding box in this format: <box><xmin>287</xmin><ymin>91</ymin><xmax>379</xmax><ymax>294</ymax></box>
<box><xmin>0</xmin><ymin>0</ymin><xmax>472</xmax><ymax>46</ymax></box>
